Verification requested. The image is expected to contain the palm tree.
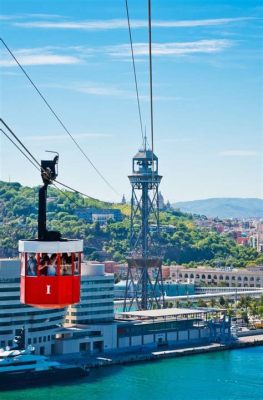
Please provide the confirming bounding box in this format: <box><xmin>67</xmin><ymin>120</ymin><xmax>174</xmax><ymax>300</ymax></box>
<box><xmin>210</xmin><ymin>298</ymin><xmax>217</xmax><ymax>307</ymax></box>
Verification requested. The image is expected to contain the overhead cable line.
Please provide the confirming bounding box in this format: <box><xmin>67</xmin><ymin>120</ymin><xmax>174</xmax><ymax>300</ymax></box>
<box><xmin>125</xmin><ymin>0</ymin><xmax>144</xmax><ymax>144</ymax></box>
<box><xmin>0</xmin><ymin>38</ymin><xmax>119</xmax><ymax>196</ymax></box>
<box><xmin>1</xmin><ymin>120</ymin><xmax>113</xmax><ymax>205</ymax></box>
<box><xmin>0</xmin><ymin>128</ymin><xmax>41</xmax><ymax>173</ymax></box>
<box><xmin>0</xmin><ymin>119</ymin><xmax>42</xmax><ymax>170</ymax></box>
<box><xmin>54</xmin><ymin>179</ymin><xmax>112</xmax><ymax>205</ymax></box>
<box><xmin>147</xmin><ymin>0</ymin><xmax>154</xmax><ymax>154</ymax></box>
<box><xmin>51</xmin><ymin>181</ymin><xmax>84</xmax><ymax>208</ymax></box>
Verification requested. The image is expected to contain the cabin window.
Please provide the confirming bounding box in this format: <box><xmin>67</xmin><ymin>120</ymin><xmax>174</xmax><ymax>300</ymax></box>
<box><xmin>23</xmin><ymin>252</ymin><xmax>81</xmax><ymax>277</ymax></box>
<box><xmin>38</xmin><ymin>253</ymin><xmax>58</xmax><ymax>276</ymax></box>
<box><xmin>74</xmin><ymin>252</ymin><xmax>81</xmax><ymax>276</ymax></box>
<box><xmin>26</xmin><ymin>253</ymin><xmax>37</xmax><ymax>276</ymax></box>
<box><xmin>60</xmin><ymin>253</ymin><xmax>72</xmax><ymax>275</ymax></box>
<box><xmin>20</xmin><ymin>253</ymin><xmax>26</xmax><ymax>276</ymax></box>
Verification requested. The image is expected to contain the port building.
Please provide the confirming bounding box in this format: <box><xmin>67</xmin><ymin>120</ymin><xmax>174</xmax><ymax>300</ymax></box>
<box><xmin>115</xmin><ymin>308</ymin><xmax>231</xmax><ymax>349</ymax></box>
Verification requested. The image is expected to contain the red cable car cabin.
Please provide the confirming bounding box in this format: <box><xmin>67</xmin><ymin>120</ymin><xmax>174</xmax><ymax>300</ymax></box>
<box><xmin>19</xmin><ymin>240</ymin><xmax>83</xmax><ymax>308</ymax></box>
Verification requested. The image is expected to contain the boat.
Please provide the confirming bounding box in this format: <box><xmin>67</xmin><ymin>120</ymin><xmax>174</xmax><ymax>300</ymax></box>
<box><xmin>0</xmin><ymin>346</ymin><xmax>89</xmax><ymax>389</ymax></box>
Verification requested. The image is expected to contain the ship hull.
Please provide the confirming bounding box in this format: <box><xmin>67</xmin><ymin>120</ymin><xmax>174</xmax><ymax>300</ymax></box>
<box><xmin>0</xmin><ymin>365</ymin><xmax>89</xmax><ymax>389</ymax></box>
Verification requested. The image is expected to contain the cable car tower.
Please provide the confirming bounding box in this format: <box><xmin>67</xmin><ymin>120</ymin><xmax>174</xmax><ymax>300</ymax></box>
<box><xmin>123</xmin><ymin>0</ymin><xmax>165</xmax><ymax>311</ymax></box>
<box><xmin>123</xmin><ymin>139</ymin><xmax>164</xmax><ymax>311</ymax></box>
<box><xmin>19</xmin><ymin>154</ymin><xmax>83</xmax><ymax>309</ymax></box>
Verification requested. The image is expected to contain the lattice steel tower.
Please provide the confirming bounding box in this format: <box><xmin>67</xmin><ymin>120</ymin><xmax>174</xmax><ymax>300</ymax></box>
<box><xmin>123</xmin><ymin>139</ymin><xmax>165</xmax><ymax>311</ymax></box>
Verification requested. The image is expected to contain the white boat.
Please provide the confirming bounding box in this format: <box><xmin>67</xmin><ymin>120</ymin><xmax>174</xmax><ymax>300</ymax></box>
<box><xmin>0</xmin><ymin>346</ymin><xmax>89</xmax><ymax>388</ymax></box>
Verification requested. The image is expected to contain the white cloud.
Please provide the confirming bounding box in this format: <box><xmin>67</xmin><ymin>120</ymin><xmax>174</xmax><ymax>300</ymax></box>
<box><xmin>107</xmin><ymin>40</ymin><xmax>233</xmax><ymax>57</ymax></box>
<box><xmin>0</xmin><ymin>15</ymin><xmax>14</xmax><ymax>20</ymax></box>
<box><xmin>0</xmin><ymin>13</ymin><xmax>62</xmax><ymax>20</ymax></box>
<box><xmin>77</xmin><ymin>85</ymin><xmax>126</xmax><ymax>97</ymax></box>
<box><xmin>46</xmin><ymin>82</ymin><xmax>178</xmax><ymax>101</ymax></box>
<box><xmin>219</xmin><ymin>150</ymin><xmax>260</xmax><ymax>157</ymax></box>
<box><xmin>157</xmin><ymin>138</ymin><xmax>190</xmax><ymax>143</ymax></box>
<box><xmin>20</xmin><ymin>13</ymin><xmax>64</xmax><ymax>19</ymax></box>
<box><xmin>24</xmin><ymin>133</ymin><xmax>112</xmax><ymax>141</ymax></box>
<box><xmin>13</xmin><ymin>17</ymin><xmax>253</xmax><ymax>30</ymax></box>
<box><xmin>153</xmin><ymin>17</ymin><xmax>253</xmax><ymax>28</ymax></box>
<box><xmin>0</xmin><ymin>38</ymin><xmax>233</xmax><ymax>70</ymax></box>
<box><xmin>74</xmin><ymin>85</ymin><xmax>173</xmax><ymax>100</ymax></box>
<box><xmin>0</xmin><ymin>48</ymin><xmax>82</xmax><ymax>67</ymax></box>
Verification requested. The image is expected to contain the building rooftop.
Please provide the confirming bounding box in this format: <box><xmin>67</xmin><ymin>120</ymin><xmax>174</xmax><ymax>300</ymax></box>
<box><xmin>117</xmin><ymin>307</ymin><xmax>224</xmax><ymax>321</ymax></box>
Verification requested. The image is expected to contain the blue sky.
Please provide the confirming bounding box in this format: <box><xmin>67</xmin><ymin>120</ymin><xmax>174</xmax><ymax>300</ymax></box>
<box><xmin>0</xmin><ymin>0</ymin><xmax>262</xmax><ymax>203</ymax></box>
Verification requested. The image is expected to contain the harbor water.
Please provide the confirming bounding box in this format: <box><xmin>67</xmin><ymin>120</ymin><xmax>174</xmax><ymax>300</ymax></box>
<box><xmin>1</xmin><ymin>347</ymin><xmax>262</xmax><ymax>400</ymax></box>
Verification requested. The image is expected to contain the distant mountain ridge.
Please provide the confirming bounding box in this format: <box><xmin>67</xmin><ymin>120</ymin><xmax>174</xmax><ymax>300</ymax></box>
<box><xmin>173</xmin><ymin>198</ymin><xmax>263</xmax><ymax>219</ymax></box>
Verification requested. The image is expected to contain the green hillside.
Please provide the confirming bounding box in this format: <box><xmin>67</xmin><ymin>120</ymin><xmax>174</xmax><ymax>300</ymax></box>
<box><xmin>0</xmin><ymin>181</ymin><xmax>262</xmax><ymax>268</ymax></box>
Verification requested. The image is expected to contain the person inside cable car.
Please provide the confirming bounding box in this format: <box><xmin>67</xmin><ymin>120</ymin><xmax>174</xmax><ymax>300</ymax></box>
<box><xmin>27</xmin><ymin>253</ymin><xmax>37</xmax><ymax>276</ymax></box>
<box><xmin>61</xmin><ymin>253</ymin><xmax>71</xmax><ymax>275</ymax></box>
<box><xmin>39</xmin><ymin>255</ymin><xmax>49</xmax><ymax>276</ymax></box>
<box><xmin>47</xmin><ymin>253</ymin><xmax>57</xmax><ymax>276</ymax></box>
<box><xmin>74</xmin><ymin>254</ymin><xmax>79</xmax><ymax>275</ymax></box>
